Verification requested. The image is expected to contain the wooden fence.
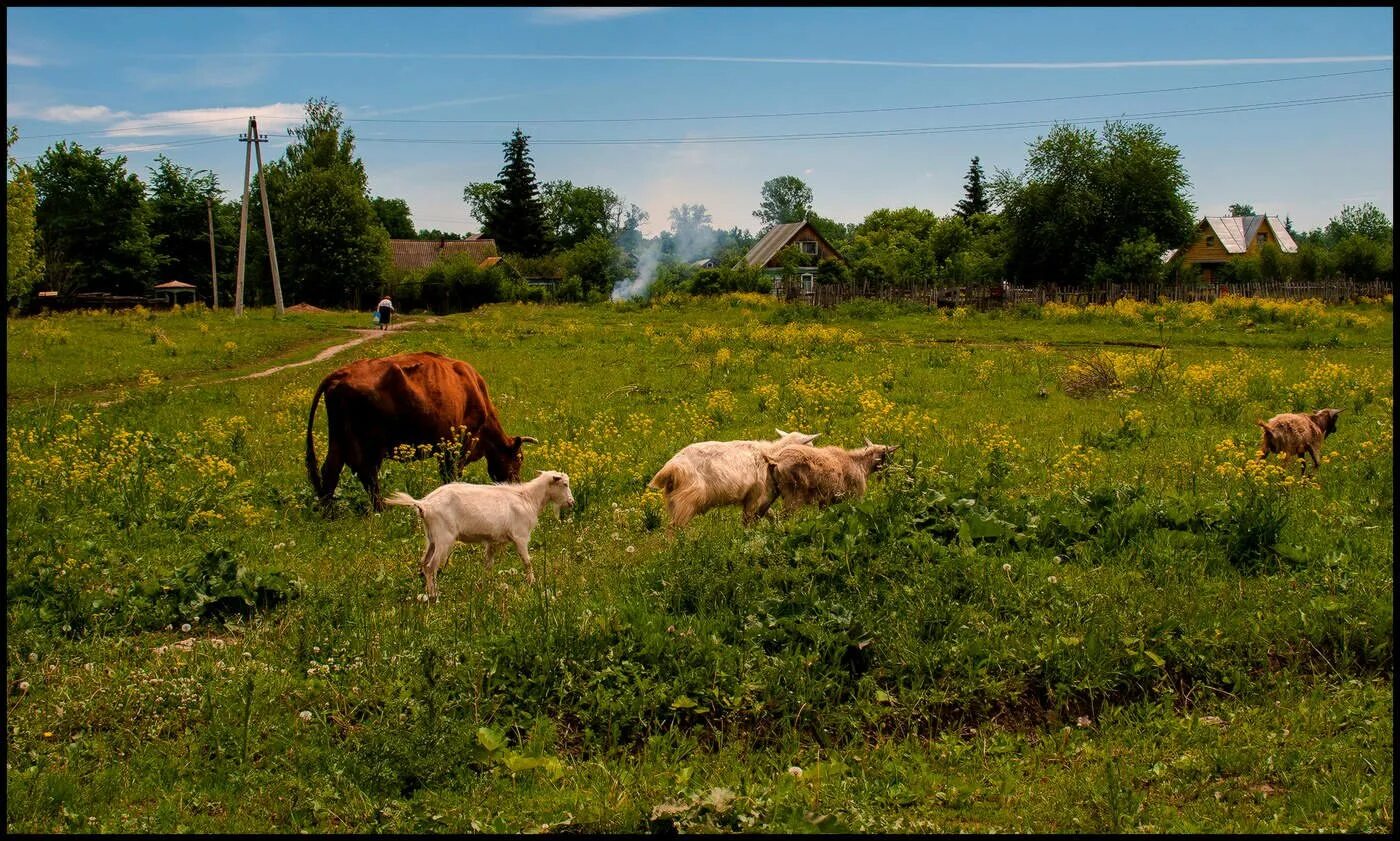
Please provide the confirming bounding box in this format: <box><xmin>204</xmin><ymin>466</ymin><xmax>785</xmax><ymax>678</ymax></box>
<box><xmin>797</xmin><ymin>278</ymin><xmax>1392</xmax><ymax>309</ymax></box>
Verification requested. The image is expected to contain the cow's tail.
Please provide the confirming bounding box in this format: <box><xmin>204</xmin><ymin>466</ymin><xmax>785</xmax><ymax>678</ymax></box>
<box><xmin>383</xmin><ymin>492</ymin><xmax>424</xmax><ymax>518</ymax></box>
<box><xmin>306</xmin><ymin>378</ymin><xmax>332</xmax><ymax>498</ymax></box>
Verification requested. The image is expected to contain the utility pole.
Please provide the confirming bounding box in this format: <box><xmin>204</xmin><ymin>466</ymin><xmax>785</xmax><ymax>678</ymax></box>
<box><xmin>251</xmin><ymin>117</ymin><xmax>284</xmax><ymax>315</ymax></box>
<box><xmin>234</xmin><ymin>117</ymin><xmax>254</xmax><ymax>316</ymax></box>
<box><xmin>234</xmin><ymin>116</ymin><xmax>285</xmax><ymax>316</ymax></box>
<box><xmin>206</xmin><ymin>195</ymin><xmax>219</xmax><ymax>310</ymax></box>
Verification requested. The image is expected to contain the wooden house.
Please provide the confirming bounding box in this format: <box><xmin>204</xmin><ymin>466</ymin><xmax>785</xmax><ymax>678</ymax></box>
<box><xmin>1162</xmin><ymin>215</ymin><xmax>1298</xmax><ymax>283</ymax></box>
<box><xmin>738</xmin><ymin>220</ymin><xmax>847</xmax><ymax>299</ymax></box>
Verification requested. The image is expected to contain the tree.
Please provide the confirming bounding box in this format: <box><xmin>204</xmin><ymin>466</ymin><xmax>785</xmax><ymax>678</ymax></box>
<box><xmin>147</xmin><ymin>155</ymin><xmax>225</xmax><ymax>291</ymax></box>
<box><xmin>416</xmin><ymin>229</ymin><xmax>464</xmax><ymax>242</ymax></box>
<box><xmin>806</xmin><ymin>211</ymin><xmax>851</xmax><ymax>252</ymax></box>
<box><xmin>955</xmin><ymin>156</ymin><xmax>989</xmax><ymax>218</ymax></box>
<box><xmin>993</xmin><ymin>120</ymin><xmax>1194</xmax><ymax>287</ymax></box>
<box><xmin>486</xmin><ymin>129</ymin><xmax>549</xmax><ymax>257</ymax></box>
<box><xmin>260</xmin><ymin>97</ymin><xmax>390</xmax><ymax>307</ymax></box>
<box><xmin>1227</xmin><ymin>203</ymin><xmax>1256</xmax><ymax>217</ymax></box>
<box><xmin>462</xmin><ymin>181</ymin><xmax>502</xmax><ymax>231</ymax></box>
<box><xmin>7</xmin><ymin>127</ymin><xmax>44</xmax><ymax>300</ymax></box>
<box><xmin>754</xmin><ymin>175</ymin><xmax>813</xmax><ymax>229</ymax></box>
<box><xmin>370</xmin><ymin>197</ymin><xmax>416</xmax><ymax>239</ymax></box>
<box><xmin>1323</xmin><ymin>202</ymin><xmax>1392</xmax><ymax>246</ymax></box>
<box><xmin>32</xmin><ymin>140</ymin><xmax>157</xmax><ymax>296</ymax></box>
<box><xmin>667</xmin><ymin>203</ymin><xmax>716</xmax><ymax>261</ymax></box>
<box><xmin>558</xmin><ymin>233</ymin><xmax>628</xmax><ymax>298</ymax></box>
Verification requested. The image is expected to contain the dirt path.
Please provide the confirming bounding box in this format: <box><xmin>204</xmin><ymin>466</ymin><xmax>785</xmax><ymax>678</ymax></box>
<box><xmin>93</xmin><ymin>318</ymin><xmax>437</xmax><ymax>408</ymax></box>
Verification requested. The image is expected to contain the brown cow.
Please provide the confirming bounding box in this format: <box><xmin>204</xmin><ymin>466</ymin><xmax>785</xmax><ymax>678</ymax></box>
<box><xmin>306</xmin><ymin>351</ymin><xmax>535</xmax><ymax>510</ymax></box>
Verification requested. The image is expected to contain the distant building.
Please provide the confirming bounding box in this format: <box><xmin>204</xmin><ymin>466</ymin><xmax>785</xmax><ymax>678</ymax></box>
<box><xmin>1163</xmin><ymin>215</ymin><xmax>1298</xmax><ymax>284</ymax></box>
<box><xmin>691</xmin><ymin>257</ymin><xmax>719</xmax><ymax>269</ymax></box>
<box><xmin>388</xmin><ymin>238</ymin><xmax>500</xmax><ymax>273</ymax></box>
<box><xmin>738</xmin><ymin>220</ymin><xmax>848</xmax><ymax>299</ymax></box>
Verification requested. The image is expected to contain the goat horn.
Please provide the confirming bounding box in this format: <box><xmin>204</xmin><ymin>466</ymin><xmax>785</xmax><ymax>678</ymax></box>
<box><xmin>865</xmin><ymin>437</ymin><xmax>874</xmax><ymax>448</ymax></box>
<box><xmin>518</xmin><ymin>436</ymin><xmax>539</xmax><ymax>444</ymax></box>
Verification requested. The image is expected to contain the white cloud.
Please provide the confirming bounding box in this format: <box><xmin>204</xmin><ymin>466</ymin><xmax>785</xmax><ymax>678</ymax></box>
<box><xmin>9</xmin><ymin>104</ymin><xmax>134</xmax><ymax>123</ymax></box>
<box><xmin>7</xmin><ymin>51</ymin><xmax>43</xmax><ymax>67</ymax></box>
<box><xmin>531</xmin><ymin>7</ymin><xmax>664</xmax><ymax>24</ymax></box>
<box><xmin>104</xmin><ymin>103</ymin><xmax>307</xmax><ymax>137</ymax></box>
<box><xmin>803</xmin><ymin>168</ymin><xmax>814</xmax><ymax>175</ymax></box>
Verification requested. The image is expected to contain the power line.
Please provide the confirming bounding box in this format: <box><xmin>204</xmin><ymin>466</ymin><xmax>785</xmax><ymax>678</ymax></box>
<box><xmin>350</xmin><ymin>91</ymin><xmax>1391</xmax><ymax>147</ymax></box>
<box><xmin>15</xmin><ymin>116</ymin><xmax>249</xmax><ymax>141</ymax></box>
<box><xmin>347</xmin><ymin>67</ymin><xmax>1391</xmax><ymax>125</ymax></box>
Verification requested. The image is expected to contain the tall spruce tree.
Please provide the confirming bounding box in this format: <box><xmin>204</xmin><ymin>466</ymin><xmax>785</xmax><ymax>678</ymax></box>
<box><xmin>490</xmin><ymin>129</ymin><xmax>549</xmax><ymax>257</ymax></box>
<box><xmin>955</xmin><ymin>156</ymin><xmax>989</xmax><ymax>218</ymax></box>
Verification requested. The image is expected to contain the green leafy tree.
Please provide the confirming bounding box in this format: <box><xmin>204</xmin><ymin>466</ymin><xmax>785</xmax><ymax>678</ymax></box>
<box><xmin>755</xmin><ymin>175</ymin><xmax>813</xmax><ymax>229</ymax></box>
<box><xmin>32</xmin><ymin>140</ymin><xmax>157</xmax><ymax>296</ymax></box>
<box><xmin>7</xmin><ymin>127</ymin><xmax>44</xmax><ymax>300</ymax></box>
<box><xmin>1227</xmin><ymin>203</ymin><xmax>1256</xmax><ymax>217</ymax></box>
<box><xmin>993</xmin><ymin>120</ymin><xmax>1194</xmax><ymax>287</ymax></box>
<box><xmin>540</xmin><ymin>180</ymin><xmax>636</xmax><ymax>249</ymax></box>
<box><xmin>462</xmin><ymin>181</ymin><xmax>502</xmax><ymax>231</ymax></box>
<box><xmin>558</xmin><ymin>233</ymin><xmax>628</xmax><ymax>297</ymax></box>
<box><xmin>1323</xmin><ymin>202</ymin><xmax>1392</xmax><ymax>246</ymax></box>
<box><xmin>416</xmin><ymin>229</ymin><xmax>464</xmax><ymax>242</ymax></box>
<box><xmin>1331</xmin><ymin>234</ymin><xmax>1390</xmax><ymax>282</ymax></box>
<box><xmin>259</xmin><ymin>97</ymin><xmax>390</xmax><ymax>307</ymax></box>
<box><xmin>147</xmin><ymin>155</ymin><xmax>226</xmax><ymax>292</ymax></box>
<box><xmin>806</xmin><ymin>211</ymin><xmax>852</xmax><ymax>252</ymax></box>
<box><xmin>955</xmin><ymin>156</ymin><xmax>989</xmax><ymax>218</ymax></box>
<box><xmin>370</xmin><ymin>197</ymin><xmax>416</xmax><ymax>239</ymax></box>
<box><xmin>487</xmin><ymin>129</ymin><xmax>549</xmax><ymax>257</ymax></box>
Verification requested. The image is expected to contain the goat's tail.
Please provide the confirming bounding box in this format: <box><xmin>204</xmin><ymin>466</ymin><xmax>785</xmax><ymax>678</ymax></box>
<box><xmin>1253</xmin><ymin>419</ymin><xmax>1271</xmax><ymax>430</ymax></box>
<box><xmin>305</xmin><ymin>377</ymin><xmax>332</xmax><ymax>498</ymax></box>
<box><xmin>383</xmin><ymin>492</ymin><xmax>423</xmax><ymax>516</ymax></box>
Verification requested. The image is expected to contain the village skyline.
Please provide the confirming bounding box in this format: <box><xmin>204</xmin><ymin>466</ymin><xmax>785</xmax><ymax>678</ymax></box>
<box><xmin>6</xmin><ymin>6</ymin><xmax>1394</xmax><ymax>236</ymax></box>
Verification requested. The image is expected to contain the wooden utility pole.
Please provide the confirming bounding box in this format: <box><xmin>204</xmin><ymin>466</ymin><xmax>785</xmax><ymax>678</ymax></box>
<box><xmin>234</xmin><ymin>117</ymin><xmax>254</xmax><ymax>316</ymax></box>
<box><xmin>251</xmin><ymin>117</ymin><xmax>284</xmax><ymax>315</ymax></box>
<box><xmin>206</xmin><ymin>196</ymin><xmax>219</xmax><ymax>310</ymax></box>
<box><xmin>234</xmin><ymin>116</ymin><xmax>285</xmax><ymax>316</ymax></box>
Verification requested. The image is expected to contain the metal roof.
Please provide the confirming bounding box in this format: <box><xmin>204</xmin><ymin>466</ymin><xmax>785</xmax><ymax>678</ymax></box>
<box><xmin>1203</xmin><ymin>215</ymin><xmax>1297</xmax><ymax>254</ymax></box>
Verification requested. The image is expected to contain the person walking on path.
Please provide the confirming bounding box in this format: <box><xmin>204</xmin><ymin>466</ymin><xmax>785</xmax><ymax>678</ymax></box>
<box><xmin>376</xmin><ymin>295</ymin><xmax>395</xmax><ymax>331</ymax></box>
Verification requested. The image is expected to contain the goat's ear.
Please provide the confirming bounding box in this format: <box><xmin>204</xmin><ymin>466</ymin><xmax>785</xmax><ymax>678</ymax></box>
<box><xmin>551</xmin><ymin>473</ymin><xmax>563</xmax><ymax>483</ymax></box>
<box><xmin>864</xmin><ymin>437</ymin><xmax>875</xmax><ymax>448</ymax></box>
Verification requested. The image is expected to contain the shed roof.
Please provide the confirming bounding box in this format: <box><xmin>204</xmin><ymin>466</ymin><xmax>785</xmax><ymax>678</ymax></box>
<box><xmin>1203</xmin><ymin>216</ymin><xmax>1298</xmax><ymax>254</ymax></box>
<box><xmin>153</xmin><ymin>280</ymin><xmax>197</xmax><ymax>290</ymax></box>
<box><xmin>388</xmin><ymin>238</ymin><xmax>500</xmax><ymax>271</ymax></box>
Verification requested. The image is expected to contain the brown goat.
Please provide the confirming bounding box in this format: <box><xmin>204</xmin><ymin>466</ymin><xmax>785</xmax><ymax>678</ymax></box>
<box><xmin>764</xmin><ymin>439</ymin><xmax>898</xmax><ymax>511</ymax></box>
<box><xmin>1255</xmin><ymin>408</ymin><xmax>1343</xmax><ymax>474</ymax></box>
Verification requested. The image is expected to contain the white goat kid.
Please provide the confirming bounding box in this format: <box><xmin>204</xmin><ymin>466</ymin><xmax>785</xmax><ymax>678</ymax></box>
<box><xmin>385</xmin><ymin>471</ymin><xmax>575</xmax><ymax>601</ymax></box>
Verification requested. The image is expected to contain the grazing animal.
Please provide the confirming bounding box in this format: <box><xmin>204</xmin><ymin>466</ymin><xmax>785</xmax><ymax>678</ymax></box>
<box><xmin>385</xmin><ymin>471</ymin><xmax>575</xmax><ymax>600</ymax></box>
<box><xmin>647</xmin><ymin>429</ymin><xmax>819</xmax><ymax>529</ymax></box>
<box><xmin>306</xmin><ymin>352</ymin><xmax>536</xmax><ymax>510</ymax></box>
<box><xmin>1255</xmin><ymin>408</ymin><xmax>1343</xmax><ymax>474</ymax></box>
<box><xmin>765</xmin><ymin>439</ymin><xmax>898</xmax><ymax>511</ymax></box>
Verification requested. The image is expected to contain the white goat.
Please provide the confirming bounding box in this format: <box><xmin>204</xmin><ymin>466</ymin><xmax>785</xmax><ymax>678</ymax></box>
<box><xmin>647</xmin><ymin>429</ymin><xmax>819</xmax><ymax>529</ymax></box>
<box><xmin>385</xmin><ymin>471</ymin><xmax>574</xmax><ymax>600</ymax></box>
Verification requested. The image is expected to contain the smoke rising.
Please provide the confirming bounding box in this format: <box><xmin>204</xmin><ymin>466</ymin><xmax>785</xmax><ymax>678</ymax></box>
<box><xmin>611</xmin><ymin>216</ymin><xmax>720</xmax><ymax>301</ymax></box>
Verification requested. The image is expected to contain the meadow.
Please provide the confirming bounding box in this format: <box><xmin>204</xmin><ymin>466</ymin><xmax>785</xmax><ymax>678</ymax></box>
<box><xmin>5</xmin><ymin>294</ymin><xmax>1393</xmax><ymax>833</ymax></box>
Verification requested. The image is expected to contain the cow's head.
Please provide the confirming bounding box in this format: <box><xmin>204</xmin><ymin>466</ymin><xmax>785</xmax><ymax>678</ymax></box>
<box><xmin>485</xmin><ymin>434</ymin><xmax>536</xmax><ymax>483</ymax></box>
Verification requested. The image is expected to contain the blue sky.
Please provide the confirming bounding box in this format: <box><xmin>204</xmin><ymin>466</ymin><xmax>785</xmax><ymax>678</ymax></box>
<box><xmin>6</xmin><ymin>6</ymin><xmax>1393</xmax><ymax>237</ymax></box>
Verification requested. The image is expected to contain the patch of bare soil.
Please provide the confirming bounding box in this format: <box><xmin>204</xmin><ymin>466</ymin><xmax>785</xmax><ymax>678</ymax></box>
<box><xmin>284</xmin><ymin>303</ymin><xmax>329</xmax><ymax>314</ymax></box>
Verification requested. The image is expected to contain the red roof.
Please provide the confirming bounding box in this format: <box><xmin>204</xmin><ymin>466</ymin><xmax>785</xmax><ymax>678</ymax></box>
<box><xmin>388</xmin><ymin>238</ymin><xmax>500</xmax><ymax>271</ymax></box>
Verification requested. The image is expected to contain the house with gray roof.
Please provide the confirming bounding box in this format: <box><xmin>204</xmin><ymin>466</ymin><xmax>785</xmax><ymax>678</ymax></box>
<box><xmin>1163</xmin><ymin>215</ymin><xmax>1298</xmax><ymax>283</ymax></box>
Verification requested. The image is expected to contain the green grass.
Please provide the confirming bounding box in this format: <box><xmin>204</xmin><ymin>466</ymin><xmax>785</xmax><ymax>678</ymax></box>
<box><xmin>6</xmin><ymin>293</ymin><xmax>1393</xmax><ymax>832</ymax></box>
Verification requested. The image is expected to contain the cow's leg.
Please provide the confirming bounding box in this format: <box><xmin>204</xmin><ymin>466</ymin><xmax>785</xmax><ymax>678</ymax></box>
<box><xmin>319</xmin><ymin>440</ymin><xmax>346</xmax><ymax>506</ymax></box>
<box><xmin>511</xmin><ymin>535</ymin><xmax>535</xmax><ymax>584</ymax></box>
<box><xmin>359</xmin><ymin>455</ymin><xmax>385</xmax><ymax>511</ymax></box>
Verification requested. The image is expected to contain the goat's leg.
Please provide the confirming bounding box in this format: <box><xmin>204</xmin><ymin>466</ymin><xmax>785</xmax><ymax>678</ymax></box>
<box><xmin>511</xmin><ymin>535</ymin><xmax>536</xmax><ymax>584</ymax></box>
<box><xmin>1306</xmin><ymin>444</ymin><xmax>1320</xmax><ymax>472</ymax></box>
<box><xmin>423</xmin><ymin>539</ymin><xmax>455</xmax><ymax>603</ymax></box>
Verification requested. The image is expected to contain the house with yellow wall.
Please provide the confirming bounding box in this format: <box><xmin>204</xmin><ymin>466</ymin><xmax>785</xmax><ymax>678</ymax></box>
<box><xmin>1161</xmin><ymin>215</ymin><xmax>1298</xmax><ymax>283</ymax></box>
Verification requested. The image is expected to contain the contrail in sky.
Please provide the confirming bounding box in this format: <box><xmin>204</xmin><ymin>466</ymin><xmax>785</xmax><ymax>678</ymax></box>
<box><xmin>164</xmin><ymin>52</ymin><xmax>1394</xmax><ymax>70</ymax></box>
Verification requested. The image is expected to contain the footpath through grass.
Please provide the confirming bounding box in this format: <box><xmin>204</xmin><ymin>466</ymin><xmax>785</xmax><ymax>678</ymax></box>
<box><xmin>5</xmin><ymin>294</ymin><xmax>1393</xmax><ymax>832</ymax></box>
